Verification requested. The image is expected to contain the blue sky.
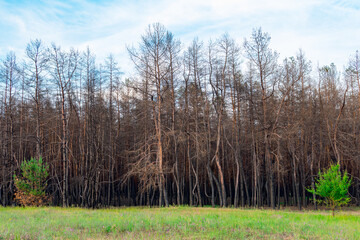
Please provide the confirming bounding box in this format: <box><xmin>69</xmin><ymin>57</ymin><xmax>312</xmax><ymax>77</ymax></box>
<box><xmin>0</xmin><ymin>0</ymin><xmax>359</xmax><ymax>74</ymax></box>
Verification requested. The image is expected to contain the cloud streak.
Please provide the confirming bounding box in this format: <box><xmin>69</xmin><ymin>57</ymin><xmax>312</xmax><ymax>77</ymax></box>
<box><xmin>0</xmin><ymin>0</ymin><xmax>359</xmax><ymax>73</ymax></box>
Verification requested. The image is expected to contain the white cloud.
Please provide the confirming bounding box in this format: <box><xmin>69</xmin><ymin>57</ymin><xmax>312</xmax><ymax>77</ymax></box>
<box><xmin>0</xmin><ymin>0</ymin><xmax>359</xmax><ymax>75</ymax></box>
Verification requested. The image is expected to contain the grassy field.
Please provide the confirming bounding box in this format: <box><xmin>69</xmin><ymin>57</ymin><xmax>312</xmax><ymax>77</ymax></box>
<box><xmin>0</xmin><ymin>206</ymin><xmax>359</xmax><ymax>239</ymax></box>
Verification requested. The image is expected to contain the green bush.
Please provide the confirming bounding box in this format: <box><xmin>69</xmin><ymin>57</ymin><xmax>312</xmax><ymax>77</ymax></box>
<box><xmin>14</xmin><ymin>157</ymin><xmax>50</xmax><ymax>206</ymax></box>
<box><xmin>307</xmin><ymin>164</ymin><xmax>352</xmax><ymax>216</ymax></box>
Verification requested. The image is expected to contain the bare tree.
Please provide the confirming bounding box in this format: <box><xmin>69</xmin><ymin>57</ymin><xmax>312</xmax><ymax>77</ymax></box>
<box><xmin>244</xmin><ymin>28</ymin><xmax>278</xmax><ymax>209</ymax></box>
<box><xmin>49</xmin><ymin>44</ymin><xmax>79</xmax><ymax>207</ymax></box>
<box><xmin>127</xmin><ymin>23</ymin><xmax>177</xmax><ymax>207</ymax></box>
<box><xmin>0</xmin><ymin>52</ymin><xmax>18</xmax><ymax>205</ymax></box>
<box><xmin>24</xmin><ymin>39</ymin><xmax>49</xmax><ymax>159</ymax></box>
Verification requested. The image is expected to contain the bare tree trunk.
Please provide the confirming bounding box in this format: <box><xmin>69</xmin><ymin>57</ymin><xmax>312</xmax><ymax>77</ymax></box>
<box><xmin>290</xmin><ymin>144</ymin><xmax>301</xmax><ymax>210</ymax></box>
<box><xmin>214</xmin><ymin>116</ymin><xmax>226</xmax><ymax>207</ymax></box>
<box><xmin>311</xmin><ymin>134</ymin><xmax>317</xmax><ymax>210</ymax></box>
<box><xmin>61</xmin><ymin>89</ymin><xmax>68</xmax><ymax>207</ymax></box>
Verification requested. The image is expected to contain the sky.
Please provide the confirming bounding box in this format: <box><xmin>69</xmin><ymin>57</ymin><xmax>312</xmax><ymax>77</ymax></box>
<box><xmin>0</xmin><ymin>0</ymin><xmax>359</xmax><ymax>75</ymax></box>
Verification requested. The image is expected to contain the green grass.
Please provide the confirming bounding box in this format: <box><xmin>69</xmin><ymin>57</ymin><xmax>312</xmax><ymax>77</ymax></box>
<box><xmin>0</xmin><ymin>206</ymin><xmax>359</xmax><ymax>239</ymax></box>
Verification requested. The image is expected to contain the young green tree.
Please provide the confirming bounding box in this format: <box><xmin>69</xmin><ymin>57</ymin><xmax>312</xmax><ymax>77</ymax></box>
<box><xmin>13</xmin><ymin>157</ymin><xmax>49</xmax><ymax>206</ymax></box>
<box><xmin>308</xmin><ymin>164</ymin><xmax>352</xmax><ymax>216</ymax></box>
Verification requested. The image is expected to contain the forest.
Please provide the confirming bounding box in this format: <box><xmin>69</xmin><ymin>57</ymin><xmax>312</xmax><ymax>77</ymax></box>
<box><xmin>0</xmin><ymin>23</ymin><xmax>359</xmax><ymax>209</ymax></box>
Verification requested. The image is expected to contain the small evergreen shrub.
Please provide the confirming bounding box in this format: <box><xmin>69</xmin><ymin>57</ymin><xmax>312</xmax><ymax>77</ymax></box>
<box><xmin>13</xmin><ymin>157</ymin><xmax>50</xmax><ymax>206</ymax></box>
<box><xmin>307</xmin><ymin>164</ymin><xmax>352</xmax><ymax>216</ymax></box>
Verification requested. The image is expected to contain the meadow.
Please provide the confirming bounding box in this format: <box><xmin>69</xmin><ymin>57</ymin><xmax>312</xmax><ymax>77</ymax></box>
<box><xmin>0</xmin><ymin>206</ymin><xmax>359</xmax><ymax>239</ymax></box>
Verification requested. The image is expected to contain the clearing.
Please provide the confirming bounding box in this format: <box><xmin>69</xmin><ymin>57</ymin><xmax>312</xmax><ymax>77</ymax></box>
<box><xmin>0</xmin><ymin>206</ymin><xmax>359</xmax><ymax>239</ymax></box>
